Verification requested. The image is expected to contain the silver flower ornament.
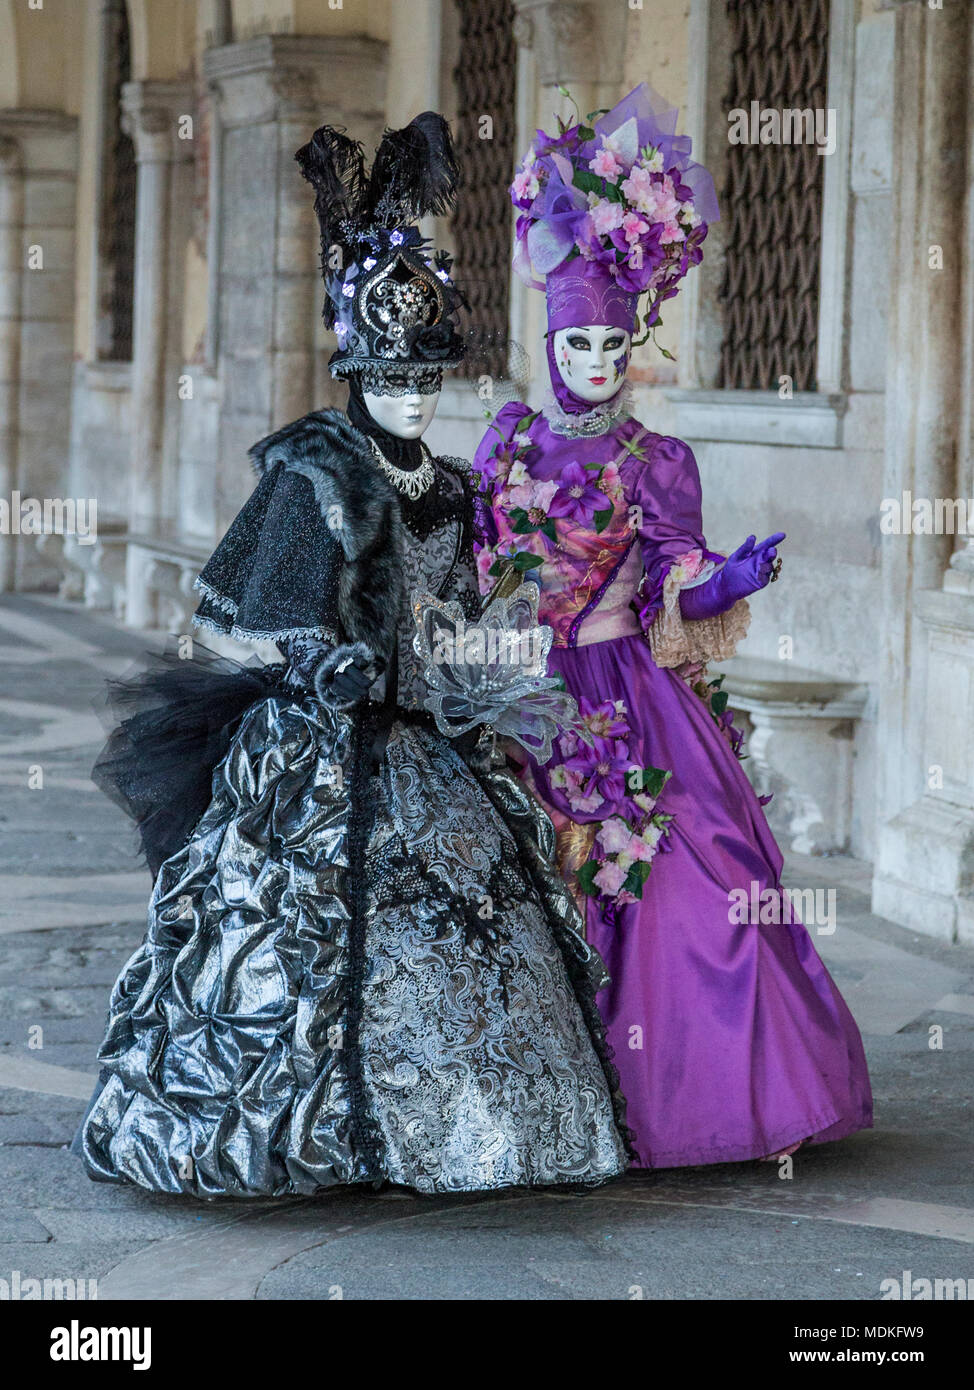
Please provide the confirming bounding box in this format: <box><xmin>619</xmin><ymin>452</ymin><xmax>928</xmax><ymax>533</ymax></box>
<box><xmin>412</xmin><ymin>583</ymin><xmax>590</xmax><ymax>764</ymax></box>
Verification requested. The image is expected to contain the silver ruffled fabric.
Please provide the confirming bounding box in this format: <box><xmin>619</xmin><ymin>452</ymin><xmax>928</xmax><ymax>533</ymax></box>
<box><xmin>79</xmin><ymin>692</ymin><xmax>628</xmax><ymax>1196</ymax></box>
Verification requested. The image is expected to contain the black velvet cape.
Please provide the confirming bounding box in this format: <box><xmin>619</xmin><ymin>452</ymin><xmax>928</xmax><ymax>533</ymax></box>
<box><xmin>193</xmin><ymin>409</ymin><xmax>407</xmax><ymax>665</ymax></box>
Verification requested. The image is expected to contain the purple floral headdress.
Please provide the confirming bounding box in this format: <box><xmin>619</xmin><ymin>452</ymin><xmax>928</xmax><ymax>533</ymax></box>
<box><xmin>511</xmin><ymin>84</ymin><xmax>719</xmax><ymax>343</ymax></box>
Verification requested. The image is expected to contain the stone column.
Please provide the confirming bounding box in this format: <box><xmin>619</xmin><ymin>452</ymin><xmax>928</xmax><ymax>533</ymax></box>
<box><xmin>202</xmin><ymin>35</ymin><xmax>386</xmax><ymax>534</ymax></box>
<box><xmin>946</xmin><ymin>0</ymin><xmax>974</xmax><ymax>594</ymax></box>
<box><xmin>510</xmin><ymin>1</ymin><xmax>626</xmax><ymax>398</ymax></box>
<box><xmin>0</xmin><ymin>137</ymin><xmax>24</xmax><ymax>591</ymax></box>
<box><xmin>0</xmin><ymin>111</ymin><xmax>78</xmax><ymax>593</ymax></box>
<box><xmin>872</xmin><ymin>0</ymin><xmax>974</xmax><ymax>943</ymax></box>
<box><xmin>512</xmin><ymin>0</ymin><xmax>626</xmax><ymax>126</ymax></box>
<box><xmin>387</xmin><ymin>0</ymin><xmax>441</xmax><ymax>125</ymax></box>
<box><xmin>120</xmin><ymin>82</ymin><xmax>193</xmax><ymax>566</ymax></box>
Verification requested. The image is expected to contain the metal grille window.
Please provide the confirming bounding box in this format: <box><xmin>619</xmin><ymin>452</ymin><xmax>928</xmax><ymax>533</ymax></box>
<box><xmin>718</xmin><ymin>0</ymin><xmax>830</xmax><ymax>391</ymax></box>
<box><xmin>451</xmin><ymin>0</ymin><xmax>517</xmax><ymax>377</ymax></box>
<box><xmin>98</xmin><ymin>0</ymin><xmax>136</xmax><ymax>362</ymax></box>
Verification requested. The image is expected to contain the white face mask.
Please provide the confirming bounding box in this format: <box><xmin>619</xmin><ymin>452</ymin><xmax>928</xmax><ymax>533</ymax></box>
<box><xmin>362</xmin><ymin>389</ymin><xmax>441</xmax><ymax>439</ymax></box>
<box><xmin>551</xmin><ymin>325</ymin><xmax>632</xmax><ymax>404</ymax></box>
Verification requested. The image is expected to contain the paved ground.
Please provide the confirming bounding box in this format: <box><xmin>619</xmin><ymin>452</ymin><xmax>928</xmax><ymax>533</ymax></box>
<box><xmin>1</xmin><ymin>593</ymin><xmax>973</xmax><ymax>1301</ymax></box>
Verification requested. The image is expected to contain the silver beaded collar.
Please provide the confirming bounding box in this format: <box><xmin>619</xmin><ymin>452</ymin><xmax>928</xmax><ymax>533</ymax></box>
<box><xmin>544</xmin><ymin>380</ymin><xmax>633</xmax><ymax>438</ymax></box>
<box><xmin>366</xmin><ymin>436</ymin><xmax>436</xmax><ymax>500</ymax></box>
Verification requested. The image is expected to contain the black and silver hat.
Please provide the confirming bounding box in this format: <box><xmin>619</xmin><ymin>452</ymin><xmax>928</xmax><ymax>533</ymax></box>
<box><xmin>295</xmin><ymin>112</ymin><xmax>467</xmax><ymax>390</ymax></box>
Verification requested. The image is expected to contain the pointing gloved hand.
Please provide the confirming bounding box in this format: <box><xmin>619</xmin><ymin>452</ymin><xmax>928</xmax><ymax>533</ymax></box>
<box><xmin>679</xmin><ymin>533</ymin><xmax>786</xmax><ymax>622</ymax></box>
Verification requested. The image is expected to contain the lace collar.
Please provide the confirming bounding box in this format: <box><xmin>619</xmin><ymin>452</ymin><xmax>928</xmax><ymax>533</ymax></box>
<box><xmin>543</xmin><ymin>381</ymin><xmax>633</xmax><ymax>438</ymax></box>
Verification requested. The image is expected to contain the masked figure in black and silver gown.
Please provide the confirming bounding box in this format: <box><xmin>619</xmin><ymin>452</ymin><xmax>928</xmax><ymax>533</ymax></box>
<box><xmin>76</xmin><ymin>114</ymin><xmax>630</xmax><ymax>1197</ymax></box>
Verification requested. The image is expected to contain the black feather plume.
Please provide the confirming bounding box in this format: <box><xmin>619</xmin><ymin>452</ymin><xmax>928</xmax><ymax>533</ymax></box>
<box><xmin>366</xmin><ymin>111</ymin><xmax>460</xmax><ymax>227</ymax></box>
<box><xmin>295</xmin><ymin>126</ymin><xmax>368</xmax><ymax>321</ymax></box>
<box><xmin>294</xmin><ymin>125</ymin><xmax>368</xmax><ymax>226</ymax></box>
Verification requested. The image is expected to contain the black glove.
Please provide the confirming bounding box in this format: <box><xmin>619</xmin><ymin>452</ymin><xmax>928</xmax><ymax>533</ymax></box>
<box><xmin>330</xmin><ymin>662</ymin><xmax>374</xmax><ymax>704</ymax></box>
<box><xmin>312</xmin><ymin>642</ymin><xmax>382</xmax><ymax>709</ymax></box>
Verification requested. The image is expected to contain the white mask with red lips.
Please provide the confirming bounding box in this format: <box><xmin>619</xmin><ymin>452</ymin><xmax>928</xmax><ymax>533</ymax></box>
<box><xmin>551</xmin><ymin>325</ymin><xmax>632</xmax><ymax>405</ymax></box>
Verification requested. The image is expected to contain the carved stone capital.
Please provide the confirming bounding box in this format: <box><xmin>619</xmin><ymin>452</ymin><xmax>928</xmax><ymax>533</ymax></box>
<box><xmin>0</xmin><ymin>110</ymin><xmax>78</xmax><ymax>173</ymax></box>
<box><xmin>512</xmin><ymin>10</ymin><xmax>534</xmax><ymax>49</ymax></box>
<box><xmin>512</xmin><ymin>0</ymin><xmax>625</xmax><ymax>86</ymax></box>
<box><xmin>203</xmin><ymin>35</ymin><xmax>386</xmax><ymax>130</ymax></box>
<box><xmin>121</xmin><ymin>81</ymin><xmax>195</xmax><ymax>163</ymax></box>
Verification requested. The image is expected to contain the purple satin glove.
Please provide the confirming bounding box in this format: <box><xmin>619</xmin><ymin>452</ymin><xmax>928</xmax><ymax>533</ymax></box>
<box><xmin>679</xmin><ymin>533</ymin><xmax>785</xmax><ymax>621</ymax></box>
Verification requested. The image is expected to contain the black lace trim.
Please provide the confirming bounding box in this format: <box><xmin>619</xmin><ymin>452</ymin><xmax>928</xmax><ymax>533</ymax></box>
<box><xmin>438</xmin><ymin>470</ymin><xmax>481</xmax><ymax>622</ymax></box>
<box><xmin>397</xmin><ymin>461</ymin><xmax>466</xmax><ymax>540</ymax></box>
<box><xmin>370</xmin><ymin>846</ymin><xmax>524</xmax><ymax>961</ymax></box>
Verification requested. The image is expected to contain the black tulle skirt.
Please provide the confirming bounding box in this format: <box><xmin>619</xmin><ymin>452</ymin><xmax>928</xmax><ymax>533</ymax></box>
<box><xmin>92</xmin><ymin>643</ymin><xmax>292</xmax><ymax>876</ymax></box>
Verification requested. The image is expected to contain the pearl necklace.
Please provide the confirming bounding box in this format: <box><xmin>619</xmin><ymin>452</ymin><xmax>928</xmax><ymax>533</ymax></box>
<box><xmin>544</xmin><ymin>381</ymin><xmax>634</xmax><ymax>438</ymax></box>
<box><xmin>367</xmin><ymin>436</ymin><xmax>435</xmax><ymax>499</ymax></box>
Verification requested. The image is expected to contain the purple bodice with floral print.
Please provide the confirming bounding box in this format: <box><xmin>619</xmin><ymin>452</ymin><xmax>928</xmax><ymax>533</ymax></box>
<box><xmin>472</xmin><ymin>401</ymin><xmax>723</xmax><ymax>649</ymax></box>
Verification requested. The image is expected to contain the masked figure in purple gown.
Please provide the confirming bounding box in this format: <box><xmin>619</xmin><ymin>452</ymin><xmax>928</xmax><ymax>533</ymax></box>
<box><xmin>473</xmin><ymin>85</ymin><xmax>872</xmax><ymax>1168</ymax></box>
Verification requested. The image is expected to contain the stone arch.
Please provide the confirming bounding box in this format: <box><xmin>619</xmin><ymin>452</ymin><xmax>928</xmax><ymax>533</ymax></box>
<box><xmin>125</xmin><ymin>0</ymin><xmax>196</xmax><ymax>81</ymax></box>
<box><xmin>3</xmin><ymin>0</ymin><xmax>85</xmax><ymax>112</ymax></box>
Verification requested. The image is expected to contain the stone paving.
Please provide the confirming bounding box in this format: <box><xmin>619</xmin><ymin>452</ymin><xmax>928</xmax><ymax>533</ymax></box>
<box><xmin>1</xmin><ymin>594</ymin><xmax>973</xmax><ymax>1300</ymax></box>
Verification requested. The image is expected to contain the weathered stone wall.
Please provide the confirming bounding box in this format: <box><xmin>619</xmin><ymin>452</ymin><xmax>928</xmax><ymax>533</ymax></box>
<box><xmin>2</xmin><ymin>0</ymin><xmax>973</xmax><ymax>938</ymax></box>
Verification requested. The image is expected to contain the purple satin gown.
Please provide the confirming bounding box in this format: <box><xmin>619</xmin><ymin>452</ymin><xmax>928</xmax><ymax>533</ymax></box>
<box><xmin>473</xmin><ymin>401</ymin><xmax>873</xmax><ymax>1167</ymax></box>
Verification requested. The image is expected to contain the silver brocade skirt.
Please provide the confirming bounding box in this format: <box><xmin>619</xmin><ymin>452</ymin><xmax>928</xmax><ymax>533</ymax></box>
<box><xmin>79</xmin><ymin>694</ymin><xmax>629</xmax><ymax>1196</ymax></box>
